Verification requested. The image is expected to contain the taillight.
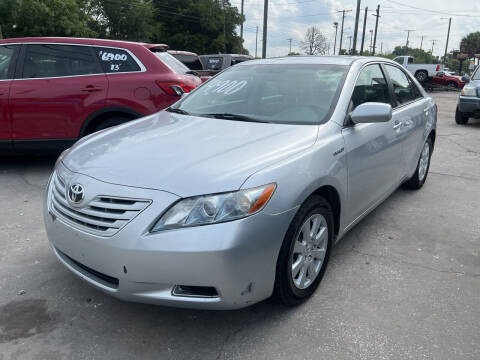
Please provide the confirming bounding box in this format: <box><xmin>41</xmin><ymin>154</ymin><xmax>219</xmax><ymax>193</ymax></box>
<box><xmin>436</xmin><ymin>65</ymin><xmax>440</xmax><ymax>71</ymax></box>
<box><xmin>435</xmin><ymin>104</ymin><xmax>438</xmax><ymax>113</ymax></box>
<box><xmin>156</xmin><ymin>81</ymin><xmax>195</xmax><ymax>96</ymax></box>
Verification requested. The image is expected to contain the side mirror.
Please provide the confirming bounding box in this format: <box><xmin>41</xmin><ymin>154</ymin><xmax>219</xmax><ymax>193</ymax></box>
<box><xmin>350</xmin><ymin>102</ymin><xmax>392</xmax><ymax>124</ymax></box>
<box><xmin>461</xmin><ymin>75</ymin><xmax>470</xmax><ymax>83</ymax></box>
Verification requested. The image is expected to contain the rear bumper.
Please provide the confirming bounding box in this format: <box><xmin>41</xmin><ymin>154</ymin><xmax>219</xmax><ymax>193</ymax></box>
<box><xmin>44</xmin><ymin>172</ymin><xmax>297</xmax><ymax>310</ymax></box>
<box><xmin>458</xmin><ymin>96</ymin><xmax>480</xmax><ymax>114</ymax></box>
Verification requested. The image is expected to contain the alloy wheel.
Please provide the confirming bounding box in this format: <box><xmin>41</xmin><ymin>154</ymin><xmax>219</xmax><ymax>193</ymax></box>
<box><xmin>291</xmin><ymin>214</ymin><xmax>328</xmax><ymax>290</ymax></box>
<box><xmin>418</xmin><ymin>141</ymin><xmax>430</xmax><ymax>181</ymax></box>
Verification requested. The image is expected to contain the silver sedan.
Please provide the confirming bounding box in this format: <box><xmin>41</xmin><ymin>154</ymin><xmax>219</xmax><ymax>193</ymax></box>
<box><xmin>44</xmin><ymin>56</ymin><xmax>437</xmax><ymax>309</ymax></box>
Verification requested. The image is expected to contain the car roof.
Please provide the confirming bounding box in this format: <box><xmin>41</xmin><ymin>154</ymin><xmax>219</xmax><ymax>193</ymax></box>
<box><xmin>0</xmin><ymin>37</ymin><xmax>168</xmax><ymax>50</ymax></box>
<box><xmin>236</xmin><ymin>55</ymin><xmax>395</xmax><ymax>67</ymax></box>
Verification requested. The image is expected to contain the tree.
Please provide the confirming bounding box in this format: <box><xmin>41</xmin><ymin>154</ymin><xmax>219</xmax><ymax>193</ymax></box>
<box><xmin>301</xmin><ymin>26</ymin><xmax>327</xmax><ymax>55</ymax></box>
<box><xmin>461</xmin><ymin>32</ymin><xmax>480</xmax><ymax>55</ymax></box>
<box><xmin>1</xmin><ymin>0</ymin><xmax>96</xmax><ymax>38</ymax></box>
<box><xmin>390</xmin><ymin>46</ymin><xmax>438</xmax><ymax>64</ymax></box>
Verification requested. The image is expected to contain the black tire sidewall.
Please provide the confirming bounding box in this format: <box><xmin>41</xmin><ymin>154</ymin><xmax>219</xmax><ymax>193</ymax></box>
<box><xmin>416</xmin><ymin>71</ymin><xmax>427</xmax><ymax>82</ymax></box>
<box><xmin>455</xmin><ymin>107</ymin><xmax>469</xmax><ymax>124</ymax></box>
<box><xmin>94</xmin><ymin>117</ymin><xmax>130</xmax><ymax>132</ymax></box>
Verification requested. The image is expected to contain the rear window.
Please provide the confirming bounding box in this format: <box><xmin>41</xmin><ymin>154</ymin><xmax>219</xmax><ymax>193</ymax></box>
<box><xmin>155</xmin><ymin>52</ymin><xmax>189</xmax><ymax>74</ymax></box>
<box><xmin>23</xmin><ymin>44</ymin><xmax>99</xmax><ymax>78</ymax></box>
<box><xmin>205</xmin><ymin>57</ymin><xmax>224</xmax><ymax>70</ymax></box>
<box><xmin>93</xmin><ymin>47</ymin><xmax>141</xmax><ymax>73</ymax></box>
<box><xmin>171</xmin><ymin>54</ymin><xmax>204</xmax><ymax>70</ymax></box>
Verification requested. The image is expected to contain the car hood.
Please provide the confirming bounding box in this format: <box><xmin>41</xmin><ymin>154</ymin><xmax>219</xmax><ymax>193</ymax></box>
<box><xmin>63</xmin><ymin>111</ymin><xmax>318</xmax><ymax>197</ymax></box>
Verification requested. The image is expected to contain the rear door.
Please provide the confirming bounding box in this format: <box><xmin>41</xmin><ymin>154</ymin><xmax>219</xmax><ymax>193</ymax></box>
<box><xmin>383</xmin><ymin>64</ymin><xmax>429</xmax><ymax>177</ymax></box>
<box><xmin>342</xmin><ymin>63</ymin><xmax>403</xmax><ymax>224</ymax></box>
<box><xmin>10</xmin><ymin>43</ymin><xmax>107</xmax><ymax>142</ymax></box>
<box><xmin>0</xmin><ymin>44</ymin><xmax>20</xmax><ymax>149</ymax></box>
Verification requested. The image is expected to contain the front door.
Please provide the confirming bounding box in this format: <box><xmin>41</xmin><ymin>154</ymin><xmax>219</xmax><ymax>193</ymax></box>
<box><xmin>10</xmin><ymin>43</ymin><xmax>107</xmax><ymax>142</ymax></box>
<box><xmin>342</xmin><ymin>63</ymin><xmax>403</xmax><ymax>225</ymax></box>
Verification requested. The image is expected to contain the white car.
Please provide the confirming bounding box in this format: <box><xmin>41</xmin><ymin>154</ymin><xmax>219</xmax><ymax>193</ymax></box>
<box><xmin>393</xmin><ymin>56</ymin><xmax>443</xmax><ymax>83</ymax></box>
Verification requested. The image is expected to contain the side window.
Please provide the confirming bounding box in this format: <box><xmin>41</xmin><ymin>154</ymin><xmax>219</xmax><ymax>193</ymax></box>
<box><xmin>23</xmin><ymin>44</ymin><xmax>99</xmax><ymax>79</ymax></box>
<box><xmin>351</xmin><ymin>64</ymin><xmax>390</xmax><ymax>109</ymax></box>
<box><xmin>0</xmin><ymin>45</ymin><xmax>18</xmax><ymax>80</ymax></box>
<box><xmin>384</xmin><ymin>65</ymin><xmax>420</xmax><ymax>106</ymax></box>
<box><xmin>93</xmin><ymin>47</ymin><xmax>141</xmax><ymax>73</ymax></box>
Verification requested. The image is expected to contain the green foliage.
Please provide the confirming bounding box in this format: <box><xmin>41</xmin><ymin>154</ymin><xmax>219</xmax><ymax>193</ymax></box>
<box><xmin>0</xmin><ymin>0</ymin><xmax>247</xmax><ymax>54</ymax></box>
<box><xmin>461</xmin><ymin>32</ymin><xmax>480</xmax><ymax>55</ymax></box>
<box><xmin>390</xmin><ymin>46</ymin><xmax>439</xmax><ymax>64</ymax></box>
<box><xmin>288</xmin><ymin>52</ymin><xmax>301</xmax><ymax>56</ymax></box>
<box><xmin>1</xmin><ymin>0</ymin><xmax>96</xmax><ymax>38</ymax></box>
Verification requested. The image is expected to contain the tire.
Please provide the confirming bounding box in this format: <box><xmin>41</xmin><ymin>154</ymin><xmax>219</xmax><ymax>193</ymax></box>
<box><xmin>273</xmin><ymin>195</ymin><xmax>334</xmax><ymax>306</ymax></box>
<box><xmin>446</xmin><ymin>81</ymin><xmax>458</xmax><ymax>89</ymax></box>
<box><xmin>92</xmin><ymin>116</ymin><xmax>132</xmax><ymax>133</ymax></box>
<box><xmin>415</xmin><ymin>70</ymin><xmax>428</xmax><ymax>83</ymax></box>
<box><xmin>402</xmin><ymin>137</ymin><xmax>432</xmax><ymax>190</ymax></box>
<box><xmin>455</xmin><ymin>107</ymin><xmax>469</xmax><ymax>125</ymax></box>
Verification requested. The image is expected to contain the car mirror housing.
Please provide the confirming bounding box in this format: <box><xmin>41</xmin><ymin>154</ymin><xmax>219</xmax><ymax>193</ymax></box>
<box><xmin>350</xmin><ymin>102</ymin><xmax>392</xmax><ymax>124</ymax></box>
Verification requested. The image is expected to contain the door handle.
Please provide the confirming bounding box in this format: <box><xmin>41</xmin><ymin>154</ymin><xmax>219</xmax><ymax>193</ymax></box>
<box><xmin>393</xmin><ymin>120</ymin><xmax>402</xmax><ymax>130</ymax></box>
<box><xmin>82</xmin><ymin>85</ymin><xmax>102</xmax><ymax>93</ymax></box>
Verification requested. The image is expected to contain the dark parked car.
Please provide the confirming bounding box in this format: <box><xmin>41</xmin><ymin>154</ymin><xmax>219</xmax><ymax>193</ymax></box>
<box><xmin>168</xmin><ymin>50</ymin><xmax>204</xmax><ymax>70</ymax></box>
<box><xmin>0</xmin><ymin>37</ymin><xmax>201</xmax><ymax>154</ymax></box>
<box><xmin>199</xmin><ymin>54</ymin><xmax>254</xmax><ymax>74</ymax></box>
<box><xmin>456</xmin><ymin>67</ymin><xmax>480</xmax><ymax>124</ymax></box>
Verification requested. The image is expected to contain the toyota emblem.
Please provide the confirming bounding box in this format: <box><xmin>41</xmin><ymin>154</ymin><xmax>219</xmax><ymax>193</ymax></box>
<box><xmin>68</xmin><ymin>183</ymin><xmax>85</xmax><ymax>204</ymax></box>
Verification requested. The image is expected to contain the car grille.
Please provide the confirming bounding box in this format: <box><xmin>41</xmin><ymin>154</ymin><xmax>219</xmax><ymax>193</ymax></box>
<box><xmin>49</xmin><ymin>172</ymin><xmax>151</xmax><ymax>237</ymax></box>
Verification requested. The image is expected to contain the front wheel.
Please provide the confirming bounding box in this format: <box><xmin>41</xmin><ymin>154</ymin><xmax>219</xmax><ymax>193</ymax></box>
<box><xmin>273</xmin><ymin>195</ymin><xmax>333</xmax><ymax>306</ymax></box>
<box><xmin>402</xmin><ymin>138</ymin><xmax>432</xmax><ymax>190</ymax></box>
<box><xmin>455</xmin><ymin>107</ymin><xmax>469</xmax><ymax>125</ymax></box>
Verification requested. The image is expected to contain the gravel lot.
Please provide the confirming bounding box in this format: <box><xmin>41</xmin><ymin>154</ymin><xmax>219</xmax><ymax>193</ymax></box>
<box><xmin>0</xmin><ymin>91</ymin><xmax>479</xmax><ymax>360</ymax></box>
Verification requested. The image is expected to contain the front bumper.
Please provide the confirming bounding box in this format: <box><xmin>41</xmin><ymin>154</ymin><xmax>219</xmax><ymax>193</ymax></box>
<box><xmin>44</xmin><ymin>168</ymin><xmax>297</xmax><ymax>310</ymax></box>
<box><xmin>458</xmin><ymin>95</ymin><xmax>480</xmax><ymax>114</ymax></box>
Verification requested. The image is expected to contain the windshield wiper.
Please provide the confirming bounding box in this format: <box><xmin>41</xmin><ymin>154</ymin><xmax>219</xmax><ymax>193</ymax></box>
<box><xmin>166</xmin><ymin>107</ymin><xmax>190</xmax><ymax>115</ymax></box>
<box><xmin>202</xmin><ymin>113</ymin><xmax>270</xmax><ymax>123</ymax></box>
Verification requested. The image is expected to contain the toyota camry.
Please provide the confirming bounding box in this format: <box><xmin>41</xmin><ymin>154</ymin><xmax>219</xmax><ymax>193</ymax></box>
<box><xmin>44</xmin><ymin>56</ymin><xmax>436</xmax><ymax>309</ymax></box>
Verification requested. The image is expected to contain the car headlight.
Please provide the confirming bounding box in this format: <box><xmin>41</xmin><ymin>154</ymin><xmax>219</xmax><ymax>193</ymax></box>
<box><xmin>151</xmin><ymin>184</ymin><xmax>276</xmax><ymax>232</ymax></box>
<box><xmin>461</xmin><ymin>85</ymin><xmax>477</xmax><ymax>97</ymax></box>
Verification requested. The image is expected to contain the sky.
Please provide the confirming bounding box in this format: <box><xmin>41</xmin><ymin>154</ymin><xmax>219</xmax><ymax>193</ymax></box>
<box><xmin>229</xmin><ymin>0</ymin><xmax>480</xmax><ymax>58</ymax></box>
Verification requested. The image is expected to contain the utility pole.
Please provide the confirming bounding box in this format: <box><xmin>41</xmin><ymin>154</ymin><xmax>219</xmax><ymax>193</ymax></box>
<box><xmin>360</xmin><ymin>7</ymin><xmax>368</xmax><ymax>55</ymax></box>
<box><xmin>442</xmin><ymin>17</ymin><xmax>452</xmax><ymax>65</ymax></box>
<box><xmin>337</xmin><ymin>9</ymin><xmax>352</xmax><ymax>55</ymax></box>
<box><xmin>222</xmin><ymin>0</ymin><xmax>227</xmax><ymax>53</ymax></box>
<box><xmin>287</xmin><ymin>38</ymin><xmax>293</xmax><ymax>54</ymax></box>
<box><xmin>348</xmin><ymin>35</ymin><xmax>352</xmax><ymax>53</ymax></box>
<box><xmin>255</xmin><ymin>26</ymin><xmax>258</xmax><ymax>58</ymax></box>
<box><xmin>419</xmin><ymin>35</ymin><xmax>425</xmax><ymax>50</ymax></box>
<box><xmin>333</xmin><ymin>22</ymin><xmax>338</xmax><ymax>55</ymax></box>
<box><xmin>352</xmin><ymin>0</ymin><xmax>361</xmax><ymax>54</ymax></box>
<box><xmin>372</xmin><ymin>5</ymin><xmax>380</xmax><ymax>56</ymax></box>
<box><xmin>431</xmin><ymin>39</ymin><xmax>437</xmax><ymax>54</ymax></box>
<box><xmin>262</xmin><ymin>0</ymin><xmax>268</xmax><ymax>58</ymax></box>
<box><xmin>239</xmin><ymin>0</ymin><xmax>245</xmax><ymax>42</ymax></box>
<box><xmin>369</xmin><ymin>29</ymin><xmax>373</xmax><ymax>53</ymax></box>
<box><xmin>405</xmin><ymin>29</ymin><xmax>415</xmax><ymax>49</ymax></box>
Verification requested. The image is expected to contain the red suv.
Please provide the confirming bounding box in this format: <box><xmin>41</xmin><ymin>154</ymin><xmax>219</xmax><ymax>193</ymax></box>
<box><xmin>0</xmin><ymin>37</ymin><xmax>201</xmax><ymax>154</ymax></box>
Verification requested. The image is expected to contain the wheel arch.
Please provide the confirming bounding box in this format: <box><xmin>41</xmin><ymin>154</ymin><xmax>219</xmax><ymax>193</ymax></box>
<box><xmin>79</xmin><ymin>107</ymin><xmax>144</xmax><ymax>137</ymax></box>
<box><xmin>309</xmin><ymin>185</ymin><xmax>341</xmax><ymax>237</ymax></box>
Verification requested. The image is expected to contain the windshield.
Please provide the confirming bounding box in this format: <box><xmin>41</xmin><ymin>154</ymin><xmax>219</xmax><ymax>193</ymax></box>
<box><xmin>155</xmin><ymin>52</ymin><xmax>189</xmax><ymax>74</ymax></box>
<box><xmin>472</xmin><ymin>67</ymin><xmax>480</xmax><ymax>80</ymax></box>
<box><xmin>172</xmin><ymin>64</ymin><xmax>347</xmax><ymax>125</ymax></box>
